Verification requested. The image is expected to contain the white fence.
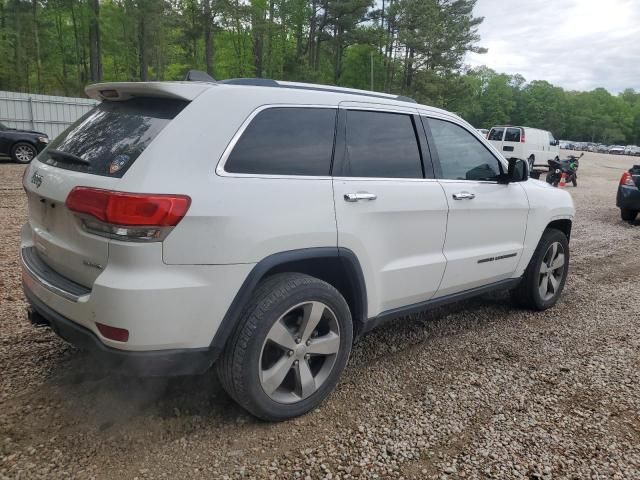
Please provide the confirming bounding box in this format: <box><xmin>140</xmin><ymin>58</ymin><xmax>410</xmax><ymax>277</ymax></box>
<box><xmin>0</xmin><ymin>91</ymin><xmax>98</xmax><ymax>139</ymax></box>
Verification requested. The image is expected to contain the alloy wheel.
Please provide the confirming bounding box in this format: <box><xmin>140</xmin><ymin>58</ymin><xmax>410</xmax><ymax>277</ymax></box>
<box><xmin>15</xmin><ymin>145</ymin><xmax>35</xmax><ymax>163</ymax></box>
<box><xmin>538</xmin><ymin>241</ymin><xmax>566</xmax><ymax>301</ymax></box>
<box><xmin>259</xmin><ymin>301</ymin><xmax>340</xmax><ymax>404</ymax></box>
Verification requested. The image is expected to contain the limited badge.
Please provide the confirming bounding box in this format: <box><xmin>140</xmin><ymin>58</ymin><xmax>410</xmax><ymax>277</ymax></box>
<box><xmin>109</xmin><ymin>154</ymin><xmax>130</xmax><ymax>174</ymax></box>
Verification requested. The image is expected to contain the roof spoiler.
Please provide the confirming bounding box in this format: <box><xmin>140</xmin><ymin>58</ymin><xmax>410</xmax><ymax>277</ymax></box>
<box><xmin>85</xmin><ymin>81</ymin><xmax>213</xmax><ymax>102</ymax></box>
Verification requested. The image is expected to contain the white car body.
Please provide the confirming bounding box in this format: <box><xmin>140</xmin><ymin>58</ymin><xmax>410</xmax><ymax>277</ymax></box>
<box><xmin>20</xmin><ymin>80</ymin><xmax>575</xmax><ymax>378</ymax></box>
<box><xmin>488</xmin><ymin>126</ymin><xmax>560</xmax><ymax>168</ymax></box>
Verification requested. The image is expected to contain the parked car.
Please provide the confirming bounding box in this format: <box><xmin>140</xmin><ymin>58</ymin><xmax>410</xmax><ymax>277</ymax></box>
<box><xmin>21</xmin><ymin>76</ymin><xmax>575</xmax><ymax>421</ymax></box>
<box><xmin>0</xmin><ymin>122</ymin><xmax>48</xmax><ymax>163</ymax></box>
<box><xmin>596</xmin><ymin>144</ymin><xmax>610</xmax><ymax>153</ymax></box>
<box><xmin>609</xmin><ymin>146</ymin><xmax>626</xmax><ymax>155</ymax></box>
<box><xmin>617</xmin><ymin>165</ymin><xmax>640</xmax><ymax>222</ymax></box>
<box><xmin>487</xmin><ymin>126</ymin><xmax>560</xmax><ymax>169</ymax></box>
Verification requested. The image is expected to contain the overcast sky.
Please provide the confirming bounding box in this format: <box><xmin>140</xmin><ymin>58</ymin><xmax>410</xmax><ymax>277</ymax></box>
<box><xmin>465</xmin><ymin>0</ymin><xmax>640</xmax><ymax>93</ymax></box>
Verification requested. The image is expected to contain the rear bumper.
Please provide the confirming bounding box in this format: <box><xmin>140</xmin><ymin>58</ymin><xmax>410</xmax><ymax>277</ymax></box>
<box><xmin>24</xmin><ymin>285</ymin><xmax>218</xmax><ymax>376</ymax></box>
<box><xmin>617</xmin><ymin>185</ymin><xmax>640</xmax><ymax>210</ymax></box>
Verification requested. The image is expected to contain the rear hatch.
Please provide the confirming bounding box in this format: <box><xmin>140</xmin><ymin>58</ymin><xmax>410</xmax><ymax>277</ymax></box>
<box><xmin>24</xmin><ymin>94</ymin><xmax>191</xmax><ymax>288</ymax></box>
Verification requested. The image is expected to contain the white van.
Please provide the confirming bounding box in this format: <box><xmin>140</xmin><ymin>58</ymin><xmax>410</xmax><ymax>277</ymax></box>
<box><xmin>488</xmin><ymin>126</ymin><xmax>560</xmax><ymax>168</ymax></box>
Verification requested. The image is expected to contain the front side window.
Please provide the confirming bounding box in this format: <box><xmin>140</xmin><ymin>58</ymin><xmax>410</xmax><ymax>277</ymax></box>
<box><xmin>341</xmin><ymin>110</ymin><xmax>423</xmax><ymax>178</ymax></box>
<box><xmin>505</xmin><ymin>127</ymin><xmax>521</xmax><ymax>142</ymax></box>
<box><xmin>427</xmin><ymin>118</ymin><xmax>502</xmax><ymax>182</ymax></box>
<box><xmin>488</xmin><ymin>128</ymin><xmax>504</xmax><ymax>141</ymax></box>
<box><xmin>226</xmin><ymin>107</ymin><xmax>337</xmax><ymax>176</ymax></box>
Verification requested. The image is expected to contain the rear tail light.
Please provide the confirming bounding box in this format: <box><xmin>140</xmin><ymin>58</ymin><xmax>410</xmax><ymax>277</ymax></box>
<box><xmin>65</xmin><ymin>187</ymin><xmax>191</xmax><ymax>241</ymax></box>
<box><xmin>520</xmin><ymin>130</ymin><xmax>525</xmax><ymax>143</ymax></box>
<box><xmin>620</xmin><ymin>171</ymin><xmax>636</xmax><ymax>187</ymax></box>
<box><xmin>96</xmin><ymin>322</ymin><xmax>129</xmax><ymax>342</ymax></box>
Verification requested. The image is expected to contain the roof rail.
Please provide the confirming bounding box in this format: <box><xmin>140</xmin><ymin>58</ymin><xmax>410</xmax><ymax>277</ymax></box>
<box><xmin>220</xmin><ymin>77</ymin><xmax>417</xmax><ymax>104</ymax></box>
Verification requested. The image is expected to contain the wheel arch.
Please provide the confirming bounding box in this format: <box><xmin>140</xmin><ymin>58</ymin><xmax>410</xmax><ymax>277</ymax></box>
<box><xmin>546</xmin><ymin>218</ymin><xmax>572</xmax><ymax>241</ymax></box>
<box><xmin>209</xmin><ymin>247</ymin><xmax>367</xmax><ymax>359</ymax></box>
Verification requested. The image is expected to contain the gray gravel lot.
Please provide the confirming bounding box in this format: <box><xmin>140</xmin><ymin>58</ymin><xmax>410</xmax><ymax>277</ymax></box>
<box><xmin>1</xmin><ymin>152</ymin><xmax>639</xmax><ymax>479</ymax></box>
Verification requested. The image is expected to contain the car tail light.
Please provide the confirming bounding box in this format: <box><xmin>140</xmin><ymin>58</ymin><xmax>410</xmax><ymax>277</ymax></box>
<box><xmin>96</xmin><ymin>322</ymin><xmax>129</xmax><ymax>342</ymax></box>
<box><xmin>620</xmin><ymin>171</ymin><xmax>636</xmax><ymax>187</ymax></box>
<box><xmin>520</xmin><ymin>130</ymin><xmax>525</xmax><ymax>143</ymax></box>
<box><xmin>65</xmin><ymin>187</ymin><xmax>191</xmax><ymax>241</ymax></box>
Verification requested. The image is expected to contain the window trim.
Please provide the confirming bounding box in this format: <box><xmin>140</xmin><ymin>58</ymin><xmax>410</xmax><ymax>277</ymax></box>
<box><xmin>216</xmin><ymin>104</ymin><xmax>338</xmax><ymax>180</ymax></box>
<box><xmin>332</xmin><ymin>105</ymin><xmax>431</xmax><ymax>181</ymax></box>
<box><xmin>422</xmin><ymin>115</ymin><xmax>507</xmax><ymax>184</ymax></box>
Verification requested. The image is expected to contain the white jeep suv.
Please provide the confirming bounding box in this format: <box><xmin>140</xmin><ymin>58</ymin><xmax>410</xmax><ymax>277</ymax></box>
<box><xmin>20</xmin><ymin>76</ymin><xmax>575</xmax><ymax>421</ymax></box>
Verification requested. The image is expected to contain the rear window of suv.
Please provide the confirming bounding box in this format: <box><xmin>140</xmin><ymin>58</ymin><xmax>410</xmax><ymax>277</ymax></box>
<box><xmin>41</xmin><ymin>97</ymin><xmax>188</xmax><ymax>178</ymax></box>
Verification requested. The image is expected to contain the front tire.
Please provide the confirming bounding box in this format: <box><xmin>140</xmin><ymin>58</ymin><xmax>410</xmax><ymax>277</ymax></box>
<box><xmin>11</xmin><ymin>142</ymin><xmax>37</xmax><ymax>164</ymax></box>
<box><xmin>621</xmin><ymin>209</ymin><xmax>638</xmax><ymax>222</ymax></box>
<box><xmin>511</xmin><ymin>229</ymin><xmax>570</xmax><ymax>310</ymax></box>
<box><xmin>217</xmin><ymin>273</ymin><xmax>353</xmax><ymax>421</ymax></box>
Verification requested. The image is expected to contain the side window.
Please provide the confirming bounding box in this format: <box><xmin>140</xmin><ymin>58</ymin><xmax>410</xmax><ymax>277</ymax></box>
<box><xmin>225</xmin><ymin>107</ymin><xmax>337</xmax><ymax>176</ymax></box>
<box><xmin>548</xmin><ymin>132</ymin><xmax>556</xmax><ymax>145</ymax></box>
<box><xmin>427</xmin><ymin>118</ymin><xmax>503</xmax><ymax>182</ymax></box>
<box><xmin>488</xmin><ymin>128</ymin><xmax>504</xmax><ymax>141</ymax></box>
<box><xmin>342</xmin><ymin>110</ymin><xmax>423</xmax><ymax>178</ymax></box>
<box><xmin>504</xmin><ymin>127</ymin><xmax>521</xmax><ymax>142</ymax></box>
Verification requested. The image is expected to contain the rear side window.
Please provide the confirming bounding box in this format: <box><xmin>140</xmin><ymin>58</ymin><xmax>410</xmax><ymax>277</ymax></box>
<box><xmin>42</xmin><ymin>98</ymin><xmax>188</xmax><ymax>178</ymax></box>
<box><xmin>488</xmin><ymin>128</ymin><xmax>504</xmax><ymax>141</ymax></box>
<box><xmin>427</xmin><ymin>118</ymin><xmax>502</xmax><ymax>181</ymax></box>
<box><xmin>504</xmin><ymin>128</ymin><xmax>521</xmax><ymax>142</ymax></box>
<box><xmin>226</xmin><ymin>107</ymin><xmax>337</xmax><ymax>176</ymax></box>
<box><xmin>341</xmin><ymin>110</ymin><xmax>423</xmax><ymax>178</ymax></box>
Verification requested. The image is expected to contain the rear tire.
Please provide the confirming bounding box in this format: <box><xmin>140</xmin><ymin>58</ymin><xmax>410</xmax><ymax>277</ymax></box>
<box><xmin>11</xmin><ymin>142</ymin><xmax>36</xmax><ymax>164</ymax></box>
<box><xmin>216</xmin><ymin>273</ymin><xmax>353</xmax><ymax>421</ymax></box>
<box><xmin>621</xmin><ymin>209</ymin><xmax>638</xmax><ymax>222</ymax></box>
<box><xmin>511</xmin><ymin>229</ymin><xmax>570</xmax><ymax>310</ymax></box>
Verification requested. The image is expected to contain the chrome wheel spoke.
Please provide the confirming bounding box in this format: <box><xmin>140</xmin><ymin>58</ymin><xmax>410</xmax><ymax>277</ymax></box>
<box><xmin>307</xmin><ymin>331</ymin><xmax>340</xmax><ymax>356</ymax></box>
<box><xmin>261</xmin><ymin>355</ymin><xmax>295</xmax><ymax>395</ymax></box>
<box><xmin>294</xmin><ymin>359</ymin><xmax>316</xmax><ymax>399</ymax></box>
<box><xmin>299</xmin><ymin>301</ymin><xmax>325</xmax><ymax>342</ymax></box>
<box><xmin>539</xmin><ymin>274</ymin><xmax>549</xmax><ymax>299</ymax></box>
<box><xmin>548</xmin><ymin>273</ymin><xmax>560</xmax><ymax>292</ymax></box>
<box><xmin>266</xmin><ymin>319</ymin><xmax>297</xmax><ymax>351</ymax></box>
<box><xmin>551</xmin><ymin>253</ymin><xmax>565</xmax><ymax>271</ymax></box>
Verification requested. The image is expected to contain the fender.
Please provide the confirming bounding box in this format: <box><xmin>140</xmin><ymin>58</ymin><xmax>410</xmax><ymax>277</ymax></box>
<box><xmin>208</xmin><ymin>247</ymin><xmax>368</xmax><ymax>360</ymax></box>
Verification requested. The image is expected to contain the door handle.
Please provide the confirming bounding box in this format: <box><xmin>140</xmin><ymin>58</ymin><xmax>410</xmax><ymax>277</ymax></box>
<box><xmin>452</xmin><ymin>192</ymin><xmax>475</xmax><ymax>200</ymax></box>
<box><xmin>344</xmin><ymin>192</ymin><xmax>377</xmax><ymax>202</ymax></box>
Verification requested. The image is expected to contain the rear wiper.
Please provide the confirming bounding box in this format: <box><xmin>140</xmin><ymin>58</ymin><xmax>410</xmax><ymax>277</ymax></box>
<box><xmin>47</xmin><ymin>149</ymin><xmax>90</xmax><ymax>165</ymax></box>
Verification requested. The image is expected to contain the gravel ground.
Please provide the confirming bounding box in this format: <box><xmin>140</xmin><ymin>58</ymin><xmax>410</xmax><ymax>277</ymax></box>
<box><xmin>1</xmin><ymin>152</ymin><xmax>639</xmax><ymax>480</ymax></box>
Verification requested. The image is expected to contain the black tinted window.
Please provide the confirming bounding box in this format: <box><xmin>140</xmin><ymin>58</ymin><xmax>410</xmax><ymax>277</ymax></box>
<box><xmin>42</xmin><ymin>98</ymin><xmax>188</xmax><ymax>177</ymax></box>
<box><xmin>488</xmin><ymin>128</ymin><xmax>504</xmax><ymax>141</ymax></box>
<box><xmin>428</xmin><ymin>118</ymin><xmax>502</xmax><ymax>181</ymax></box>
<box><xmin>342</xmin><ymin>110</ymin><xmax>422</xmax><ymax>178</ymax></box>
<box><xmin>226</xmin><ymin>108</ymin><xmax>336</xmax><ymax>176</ymax></box>
<box><xmin>505</xmin><ymin>127</ymin><xmax>521</xmax><ymax>142</ymax></box>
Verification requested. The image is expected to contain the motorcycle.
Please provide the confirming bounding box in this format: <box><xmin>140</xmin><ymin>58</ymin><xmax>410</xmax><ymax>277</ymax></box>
<box><xmin>546</xmin><ymin>153</ymin><xmax>583</xmax><ymax>187</ymax></box>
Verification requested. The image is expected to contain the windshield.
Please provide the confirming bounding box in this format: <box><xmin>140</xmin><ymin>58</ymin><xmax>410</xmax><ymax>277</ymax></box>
<box><xmin>41</xmin><ymin>97</ymin><xmax>188</xmax><ymax>178</ymax></box>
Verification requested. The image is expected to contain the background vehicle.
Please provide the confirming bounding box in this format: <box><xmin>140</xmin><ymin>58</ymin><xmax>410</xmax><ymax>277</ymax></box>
<box><xmin>609</xmin><ymin>145</ymin><xmax>625</xmax><ymax>155</ymax></box>
<box><xmin>546</xmin><ymin>153</ymin><xmax>582</xmax><ymax>187</ymax></box>
<box><xmin>487</xmin><ymin>126</ymin><xmax>560</xmax><ymax>169</ymax></box>
<box><xmin>477</xmin><ymin>128</ymin><xmax>489</xmax><ymax>137</ymax></box>
<box><xmin>21</xmin><ymin>77</ymin><xmax>575</xmax><ymax>421</ymax></box>
<box><xmin>617</xmin><ymin>165</ymin><xmax>640</xmax><ymax>222</ymax></box>
<box><xmin>0</xmin><ymin>122</ymin><xmax>48</xmax><ymax>163</ymax></box>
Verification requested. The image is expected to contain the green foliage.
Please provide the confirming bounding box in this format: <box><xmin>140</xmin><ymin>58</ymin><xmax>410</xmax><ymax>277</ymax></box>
<box><xmin>1</xmin><ymin>0</ymin><xmax>639</xmax><ymax>143</ymax></box>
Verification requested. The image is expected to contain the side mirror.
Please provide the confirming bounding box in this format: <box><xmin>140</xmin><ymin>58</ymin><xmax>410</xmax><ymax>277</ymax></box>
<box><xmin>500</xmin><ymin>157</ymin><xmax>529</xmax><ymax>183</ymax></box>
